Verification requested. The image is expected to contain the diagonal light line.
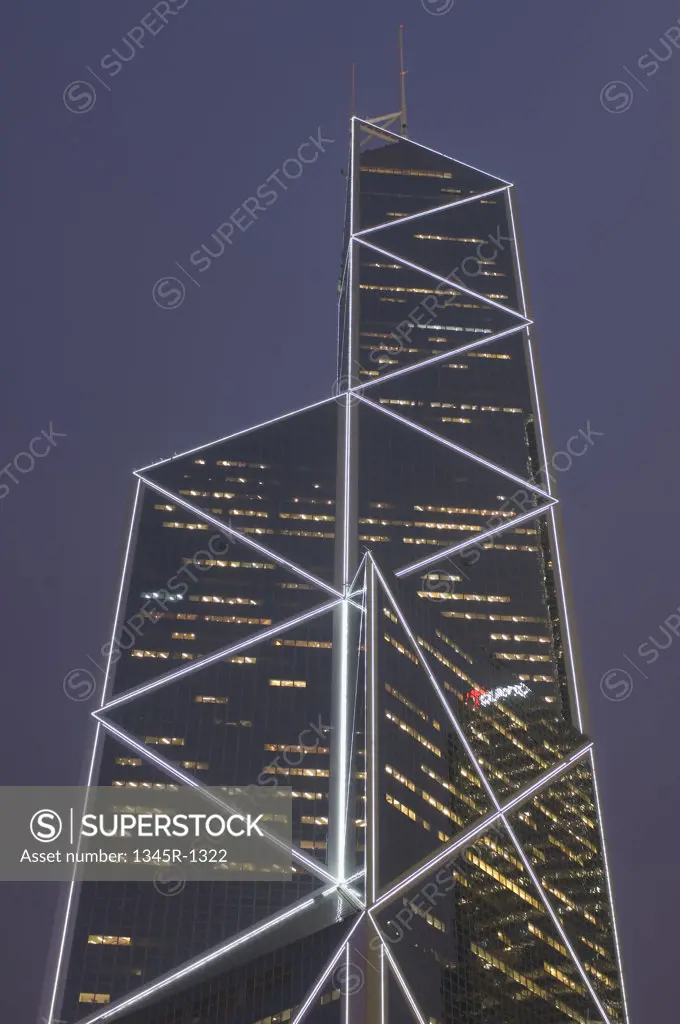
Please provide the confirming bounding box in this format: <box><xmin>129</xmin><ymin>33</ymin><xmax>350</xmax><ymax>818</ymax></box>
<box><xmin>395</xmin><ymin>500</ymin><xmax>556</xmax><ymax>577</ymax></box>
<box><xmin>98</xmin><ymin>598</ymin><xmax>342</xmax><ymax>713</ymax></box>
<box><xmin>291</xmin><ymin>913</ymin><xmax>365</xmax><ymax>1024</ymax></box>
<box><xmin>373</xmin><ymin>744</ymin><xmax>592</xmax><ymax>910</ymax></box>
<box><xmin>135</xmin><ymin>396</ymin><xmax>337</xmax><ymax>473</ymax></box>
<box><xmin>501</xmin><ymin>815</ymin><xmax>615</xmax><ymax>1024</ymax></box>
<box><xmin>371</xmin><ymin>559</ymin><xmax>500</xmax><ymax>811</ymax></box>
<box><xmin>358</xmin><ymin>394</ymin><xmax>552</xmax><ymax>500</ymax></box>
<box><xmin>350</xmin><ymin>322</ymin><xmax>530</xmax><ymax>394</ymax></box>
<box><xmin>137</xmin><ymin>475</ymin><xmax>343</xmax><ymax>598</ymax></box>
<box><xmin>77</xmin><ymin>889</ymin><xmax>335</xmax><ymax>1024</ymax></box>
<box><xmin>352</xmin><ymin>186</ymin><xmax>509</xmax><ymax>239</ymax></box>
<box><xmin>505</xmin><ymin>189</ymin><xmax>585</xmax><ymax>734</ymax></box>
<box><xmin>94</xmin><ymin>715</ymin><xmax>338</xmax><ymax>887</ymax></box>
<box><xmin>351</xmin><ymin>116</ymin><xmax>514</xmax><ymax>186</ymax></box>
<box><xmin>369</xmin><ymin>914</ymin><xmax>428</xmax><ymax>1024</ymax></box>
<box><xmin>588</xmin><ymin>748</ymin><xmax>631</xmax><ymax>1024</ymax></box>
<box><xmin>354</xmin><ymin>236</ymin><xmax>530</xmax><ymax>323</ymax></box>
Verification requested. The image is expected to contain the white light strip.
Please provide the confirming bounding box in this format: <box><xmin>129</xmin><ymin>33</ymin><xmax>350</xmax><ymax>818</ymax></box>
<box><xmin>352</xmin><ymin>186</ymin><xmax>509</xmax><ymax>239</ymax></box>
<box><xmin>395</xmin><ymin>500</ymin><xmax>556</xmax><ymax>577</ymax></box>
<box><xmin>351</xmin><ymin>116</ymin><xmax>514</xmax><ymax>186</ymax></box>
<box><xmin>342</xmin><ymin>867</ymin><xmax>366</xmax><ymax>888</ymax></box>
<box><xmin>95</xmin><ymin>716</ymin><xmax>337</xmax><ymax>886</ymax></box>
<box><xmin>45</xmin><ymin>477</ymin><xmax>143</xmax><ymax>1024</ymax></box>
<box><xmin>344</xmin><ymin>942</ymin><xmax>351</xmax><ymax>1024</ymax></box>
<box><xmin>505</xmin><ymin>189</ymin><xmax>585</xmax><ymax>733</ymax></box>
<box><xmin>351</xmin><ymin>323</ymin><xmax>530</xmax><ymax>394</ymax></box>
<box><xmin>342</xmin><ymin>398</ymin><xmax>352</xmax><ymax>586</ymax></box>
<box><xmin>548</xmin><ymin>506</ymin><xmax>584</xmax><ymax>730</ymax></box>
<box><xmin>135</xmin><ymin>396</ymin><xmax>337</xmax><ymax>473</ymax></box>
<box><xmin>367</xmin><ymin>559</ymin><xmax>378</xmax><ymax>905</ymax></box>
<box><xmin>355</xmin><ymin>236</ymin><xmax>530</xmax><ymax>323</ymax></box>
<box><xmin>369</xmin><ymin>914</ymin><xmax>427</xmax><ymax>1024</ymax></box>
<box><xmin>358</xmin><ymin>394</ymin><xmax>552</xmax><ymax>500</ymax></box>
<box><xmin>80</xmin><ymin>895</ymin><xmax>324</xmax><ymax>1024</ymax></box>
<box><xmin>501</xmin><ymin>815</ymin><xmax>614</xmax><ymax>1024</ymax></box>
<box><xmin>380</xmin><ymin>935</ymin><xmax>387</xmax><ymax>1024</ymax></box>
<box><xmin>136</xmin><ymin>475</ymin><xmax>343</xmax><ymax>598</ymax></box>
<box><xmin>588</xmin><ymin>748</ymin><xmax>631</xmax><ymax>1024</ymax></box>
<box><xmin>98</xmin><ymin>598</ymin><xmax>342</xmax><ymax>713</ymax></box>
<box><xmin>371</xmin><ymin>563</ymin><xmax>500</xmax><ymax>807</ymax></box>
<box><xmin>291</xmin><ymin>914</ymin><xmax>365</xmax><ymax>1024</ymax></box>
<box><xmin>335</xmin><ymin>599</ymin><xmax>350</xmax><ymax>881</ymax></box>
<box><xmin>374</xmin><ymin>744</ymin><xmax>592</xmax><ymax>910</ymax></box>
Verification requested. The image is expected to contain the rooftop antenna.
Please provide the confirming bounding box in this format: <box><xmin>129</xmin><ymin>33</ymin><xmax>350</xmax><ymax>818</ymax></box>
<box><xmin>350</xmin><ymin>62</ymin><xmax>356</xmax><ymax>119</ymax></box>
<box><xmin>399</xmin><ymin>24</ymin><xmax>408</xmax><ymax>137</ymax></box>
<box><xmin>358</xmin><ymin>26</ymin><xmax>410</xmax><ymax>148</ymax></box>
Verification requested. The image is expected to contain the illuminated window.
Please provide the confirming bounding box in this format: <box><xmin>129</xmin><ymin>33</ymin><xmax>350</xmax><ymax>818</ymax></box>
<box><xmin>190</xmin><ymin>595</ymin><xmax>260</xmax><ymax>605</ymax></box>
<box><xmin>162</xmin><ymin>521</ymin><xmax>209</xmax><ymax>531</ymax></box>
<box><xmin>88</xmin><ymin>935</ymin><xmax>131</xmax><ymax>946</ymax></box>
<box><xmin>269</xmin><ymin>679</ymin><xmax>307</xmax><ymax>688</ymax></box>
<box><xmin>144</xmin><ymin>736</ymin><xmax>184</xmax><ymax>746</ymax></box>
<box><xmin>179</xmin><ymin>761</ymin><xmax>209</xmax><ymax>770</ymax></box>
<box><xmin>494</xmin><ymin>652</ymin><xmax>552</xmax><ymax>663</ymax></box>
<box><xmin>79</xmin><ymin>994</ymin><xmax>111</xmax><ymax>1004</ymax></box>
<box><xmin>265</xmin><ymin>743</ymin><xmax>329</xmax><ymax>754</ymax></box>
<box><xmin>385</xmin><ymin>710</ymin><xmax>441</xmax><ymax>758</ymax></box>
<box><xmin>194</xmin><ymin>695</ymin><xmax>228</xmax><ymax>704</ymax></box>
<box><xmin>361</xmin><ymin>166</ymin><xmax>453</xmax><ymax>180</ymax></box>
<box><xmin>185</xmin><ymin>559</ymin><xmax>273</xmax><ymax>570</ymax></box>
<box><xmin>280</xmin><ymin>529</ymin><xmax>335</xmax><ymax>539</ymax></box>
<box><xmin>273</xmin><ymin>639</ymin><xmax>332</xmax><ymax>649</ymax></box>
<box><xmin>114</xmin><ymin>757</ymin><xmax>142</xmax><ymax>766</ymax></box>
<box><xmin>385</xmin><ymin>683</ymin><xmax>440</xmax><ymax>730</ymax></box>
<box><xmin>204</xmin><ymin>614</ymin><xmax>271</xmax><ymax>625</ymax></box>
<box><xmin>171</xmin><ymin>632</ymin><xmax>195</xmax><ymax>640</ymax></box>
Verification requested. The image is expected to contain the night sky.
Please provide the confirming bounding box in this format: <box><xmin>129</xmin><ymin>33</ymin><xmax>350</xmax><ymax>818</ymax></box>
<box><xmin>1</xmin><ymin>0</ymin><xmax>678</xmax><ymax>1019</ymax></box>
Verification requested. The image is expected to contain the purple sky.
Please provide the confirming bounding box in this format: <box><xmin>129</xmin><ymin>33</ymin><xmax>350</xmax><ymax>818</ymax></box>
<box><xmin>1</xmin><ymin>0</ymin><xmax>679</xmax><ymax>1018</ymax></box>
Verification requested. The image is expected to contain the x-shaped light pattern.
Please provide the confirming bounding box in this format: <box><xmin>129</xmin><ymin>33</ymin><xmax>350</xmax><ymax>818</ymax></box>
<box><xmin>51</xmin><ymin>120</ymin><xmax>629</xmax><ymax>1024</ymax></box>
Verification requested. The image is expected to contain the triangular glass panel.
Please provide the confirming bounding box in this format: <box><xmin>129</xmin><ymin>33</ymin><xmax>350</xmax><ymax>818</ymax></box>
<box><xmin>103</xmin><ymin>605</ymin><xmax>338</xmax><ymax>871</ymax></box>
<box><xmin>141</xmin><ymin>400</ymin><xmax>340</xmax><ymax>586</ymax></box>
<box><xmin>106</xmin><ymin>484</ymin><xmax>338</xmax><ymax>698</ymax></box>
<box><xmin>359</xmin><ymin>330</ymin><xmax>540</xmax><ymax>480</ymax></box>
<box><xmin>505</xmin><ymin>753</ymin><xmax>626</xmax><ymax>1023</ymax></box>
<box><xmin>357</xmin><ymin>399</ymin><xmax>543</xmax><ymax>575</ymax></box>
<box><xmin>355</xmin><ymin>241</ymin><xmax>527</xmax><ymax>383</ymax></box>
<box><xmin>357</xmin><ymin>192</ymin><xmax>522</xmax><ymax>314</ymax></box>
<box><xmin>89</xmin><ymin>914</ymin><xmax>358</xmax><ymax>1024</ymax></box>
<box><xmin>388</xmin><ymin>537</ymin><xmax>586</xmax><ymax>795</ymax></box>
<box><xmin>62</xmin><ymin>727</ymin><xmax>332</xmax><ymax>1019</ymax></box>
<box><xmin>372</xmin><ymin>573</ymin><xmax>492</xmax><ymax>891</ymax></box>
<box><xmin>354</xmin><ymin>118</ymin><xmax>511</xmax><ymax>231</ymax></box>
<box><xmin>375</xmin><ymin>819</ymin><xmax>608</xmax><ymax>1024</ymax></box>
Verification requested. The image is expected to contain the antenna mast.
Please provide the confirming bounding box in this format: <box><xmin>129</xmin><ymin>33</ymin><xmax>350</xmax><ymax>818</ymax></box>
<box><xmin>399</xmin><ymin>24</ymin><xmax>408</xmax><ymax>137</ymax></box>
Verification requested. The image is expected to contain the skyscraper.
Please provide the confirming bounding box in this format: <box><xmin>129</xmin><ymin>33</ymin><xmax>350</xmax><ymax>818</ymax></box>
<box><xmin>46</xmin><ymin>114</ymin><xmax>629</xmax><ymax>1024</ymax></box>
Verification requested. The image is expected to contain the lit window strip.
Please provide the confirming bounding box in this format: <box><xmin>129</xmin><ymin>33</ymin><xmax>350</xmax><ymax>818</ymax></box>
<box><xmin>397</xmin><ymin>500</ymin><xmax>556</xmax><ymax>577</ymax></box>
<box><xmin>94</xmin><ymin>715</ymin><xmax>336</xmax><ymax>887</ymax></box>
<box><xmin>98</xmin><ymin>599</ymin><xmax>341</xmax><ymax>714</ymax></box>
<box><xmin>137</xmin><ymin>474</ymin><xmax>342</xmax><ymax>599</ymax></box>
<box><xmin>354</xmin><ymin>235</ymin><xmax>528</xmax><ymax>322</ymax></box>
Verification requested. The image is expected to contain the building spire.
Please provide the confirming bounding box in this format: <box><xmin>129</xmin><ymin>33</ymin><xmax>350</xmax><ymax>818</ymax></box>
<box><xmin>350</xmin><ymin>62</ymin><xmax>356</xmax><ymax>119</ymax></box>
<box><xmin>399</xmin><ymin>24</ymin><xmax>408</xmax><ymax>137</ymax></box>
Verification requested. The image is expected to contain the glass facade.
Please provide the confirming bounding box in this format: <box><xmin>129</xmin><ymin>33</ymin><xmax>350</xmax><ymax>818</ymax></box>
<box><xmin>52</xmin><ymin>118</ymin><xmax>627</xmax><ymax>1024</ymax></box>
